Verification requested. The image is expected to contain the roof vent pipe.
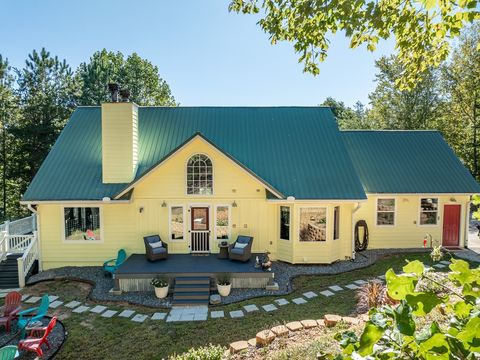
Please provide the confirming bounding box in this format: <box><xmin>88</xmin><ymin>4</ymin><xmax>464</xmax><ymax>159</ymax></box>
<box><xmin>108</xmin><ymin>83</ymin><xmax>119</xmax><ymax>102</ymax></box>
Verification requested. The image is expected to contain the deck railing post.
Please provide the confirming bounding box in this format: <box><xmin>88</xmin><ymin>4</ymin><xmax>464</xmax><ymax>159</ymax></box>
<box><xmin>17</xmin><ymin>256</ymin><xmax>25</xmax><ymax>288</ymax></box>
<box><xmin>5</xmin><ymin>220</ymin><xmax>9</xmax><ymax>236</ymax></box>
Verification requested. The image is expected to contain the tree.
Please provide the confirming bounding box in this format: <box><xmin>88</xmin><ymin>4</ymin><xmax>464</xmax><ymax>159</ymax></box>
<box><xmin>440</xmin><ymin>23</ymin><xmax>480</xmax><ymax>179</ymax></box>
<box><xmin>77</xmin><ymin>49</ymin><xmax>176</xmax><ymax>106</ymax></box>
<box><xmin>230</xmin><ymin>0</ymin><xmax>479</xmax><ymax>89</ymax></box>
<box><xmin>321</xmin><ymin>97</ymin><xmax>372</xmax><ymax>129</ymax></box>
<box><xmin>367</xmin><ymin>56</ymin><xmax>441</xmax><ymax>130</ymax></box>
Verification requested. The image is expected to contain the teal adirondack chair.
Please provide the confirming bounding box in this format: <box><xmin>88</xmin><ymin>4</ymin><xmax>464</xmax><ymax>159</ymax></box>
<box><xmin>17</xmin><ymin>294</ymin><xmax>49</xmax><ymax>338</ymax></box>
<box><xmin>103</xmin><ymin>249</ymin><xmax>127</xmax><ymax>276</ymax></box>
<box><xmin>0</xmin><ymin>346</ymin><xmax>18</xmax><ymax>360</ymax></box>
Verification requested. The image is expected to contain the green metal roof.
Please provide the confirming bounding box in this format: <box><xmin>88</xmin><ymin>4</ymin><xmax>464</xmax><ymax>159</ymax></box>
<box><xmin>23</xmin><ymin>106</ymin><xmax>367</xmax><ymax>201</ymax></box>
<box><xmin>342</xmin><ymin>130</ymin><xmax>480</xmax><ymax>194</ymax></box>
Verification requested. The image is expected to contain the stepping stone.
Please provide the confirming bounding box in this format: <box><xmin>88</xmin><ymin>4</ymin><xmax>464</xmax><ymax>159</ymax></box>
<box><xmin>49</xmin><ymin>300</ymin><xmax>64</xmax><ymax>309</ymax></box>
<box><xmin>151</xmin><ymin>312</ymin><xmax>167</xmax><ymax>320</ymax></box>
<box><xmin>440</xmin><ymin>260</ymin><xmax>451</xmax><ymax>265</ymax></box>
<box><xmin>292</xmin><ymin>297</ymin><xmax>307</xmax><ymax>305</ymax></box>
<box><xmin>193</xmin><ymin>312</ymin><xmax>208</xmax><ymax>321</ymax></box>
<box><xmin>229</xmin><ymin>310</ymin><xmax>244</xmax><ymax>318</ymax></box>
<box><xmin>65</xmin><ymin>301</ymin><xmax>81</xmax><ymax>309</ymax></box>
<box><xmin>90</xmin><ymin>305</ymin><xmax>107</xmax><ymax>314</ymax></box>
<box><xmin>262</xmin><ymin>304</ymin><xmax>278</xmax><ymax>312</ymax></box>
<box><xmin>329</xmin><ymin>285</ymin><xmax>344</xmax><ymax>292</ymax></box>
<box><xmin>433</xmin><ymin>264</ymin><xmax>446</xmax><ymax>268</ymax></box>
<box><xmin>25</xmin><ymin>296</ymin><xmax>41</xmax><ymax>303</ymax></box>
<box><xmin>319</xmin><ymin>290</ymin><xmax>335</xmax><ymax>297</ymax></box>
<box><xmin>72</xmin><ymin>305</ymin><xmax>90</xmax><ymax>313</ymax></box>
<box><xmin>243</xmin><ymin>304</ymin><xmax>259</xmax><ymax>313</ymax></box>
<box><xmin>303</xmin><ymin>291</ymin><xmax>318</xmax><ymax>299</ymax></box>
<box><xmin>354</xmin><ymin>280</ymin><xmax>367</xmax><ymax>285</ymax></box>
<box><xmin>118</xmin><ymin>310</ymin><xmax>135</xmax><ymax>318</ymax></box>
<box><xmin>345</xmin><ymin>284</ymin><xmax>359</xmax><ymax>290</ymax></box>
<box><xmin>179</xmin><ymin>313</ymin><xmax>195</xmax><ymax>321</ymax></box>
<box><xmin>21</xmin><ymin>295</ymin><xmax>30</xmax><ymax>301</ymax></box>
<box><xmin>377</xmin><ymin>275</ymin><xmax>386</xmax><ymax>280</ymax></box>
<box><xmin>274</xmin><ymin>298</ymin><xmax>289</xmax><ymax>306</ymax></box>
<box><xmin>210</xmin><ymin>310</ymin><xmax>224</xmax><ymax>319</ymax></box>
<box><xmin>48</xmin><ymin>295</ymin><xmax>59</xmax><ymax>302</ymax></box>
<box><xmin>131</xmin><ymin>314</ymin><xmax>148</xmax><ymax>323</ymax></box>
<box><xmin>101</xmin><ymin>310</ymin><xmax>117</xmax><ymax>318</ymax></box>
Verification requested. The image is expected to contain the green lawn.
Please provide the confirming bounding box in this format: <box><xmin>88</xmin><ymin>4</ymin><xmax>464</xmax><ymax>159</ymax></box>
<box><xmin>2</xmin><ymin>252</ymin><xmax>475</xmax><ymax>359</ymax></box>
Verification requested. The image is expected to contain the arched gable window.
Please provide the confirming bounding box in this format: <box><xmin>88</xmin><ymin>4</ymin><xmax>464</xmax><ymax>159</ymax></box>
<box><xmin>187</xmin><ymin>154</ymin><xmax>213</xmax><ymax>195</ymax></box>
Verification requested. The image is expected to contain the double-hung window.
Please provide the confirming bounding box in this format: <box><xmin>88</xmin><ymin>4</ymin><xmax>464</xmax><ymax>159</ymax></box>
<box><xmin>420</xmin><ymin>198</ymin><xmax>438</xmax><ymax>225</ymax></box>
<box><xmin>376</xmin><ymin>199</ymin><xmax>395</xmax><ymax>226</ymax></box>
<box><xmin>64</xmin><ymin>207</ymin><xmax>101</xmax><ymax>241</ymax></box>
<box><xmin>280</xmin><ymin>206</ymin><xmax>290</xmax><ymax>240</ymax></box>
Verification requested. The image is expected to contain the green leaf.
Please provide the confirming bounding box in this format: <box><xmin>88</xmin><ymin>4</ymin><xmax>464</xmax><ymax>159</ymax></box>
<box><xmin>456</xmin><ymin>317</ymin><xmax>480</xmax><ymax>352</ymax></box>
<box><xmin>386</xmin><ymin>269</ymin><xmax>417</xmax><ymax>300</ymax></box>
<box><xmin>453</xmin><ymin>301</ymin><xmax>474</xmax><ymax>319</ymax></box>
<box><xmin>403</xmin><ymin>260</ymin><xmax>425</xmax><ymax>276</ymax></box>
<box><xmin>405</xmin><ymin>292</ymin><xmax>442</xmax><ymax>316</ymax></box>
<box><xmin>357</xmin><ymin>322</ymin><xmax>385</xmax><ymax>356</ymax></box>
<box><xmin>394</xmin><ymin>301</ymin><xmax>416</xmax><ymax>336</ymax></box>
<box><xmin>418</xmin><ymin>333</ymin><xmax>450</xmax><ymax>359</ymax></box>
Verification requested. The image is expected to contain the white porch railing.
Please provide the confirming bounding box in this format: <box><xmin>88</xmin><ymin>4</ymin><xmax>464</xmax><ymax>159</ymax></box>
<box><xmin>0</xmin><ymin>215</ymin><xmax>36</xmax><ymax>236</ymax></box>
<box><xmin>191</xmin><ymin>230</ymin><xmax>210</xmax><ymax>253</ymax></box>
<box><xmin>17</xmin><ymin>232</ymin><xmax>38</xmax><ymax>288</ymax></box>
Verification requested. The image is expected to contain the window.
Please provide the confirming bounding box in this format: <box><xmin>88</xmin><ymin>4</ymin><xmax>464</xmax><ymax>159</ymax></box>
<box><xmin>186</xmin><ymin>154</ymin><xmax>213</xmax><ymax>195</ymax></box>
<box><xmin>333</xmin><ymin>206</ymin><xmax>340</xmax><ymax>240</ymax></box>
<box><xmin>299</xmin><ymin>207</ymin><xmax>326</xmax><ymax>242</ymax></box>
<box><xmin>215</xmin><ymin>205</ymin><xmax>230</xmax><ymax>240</ymax></box>
<box><xmin>377</xmin><ymin>199</ymin><xmax>395</xmax><ymax>226</ymax></box>
<box><xmin>170</xmin><ymin>206</ymin><xmax>185</xmax><ymax>240</ymax></box>
<box><xmin>420</xmin><ymin>198</ymin><xmax>438</xmax><ymax>225</ymax></box>
<box><xmin>280</xmin><ymin>206</ymin><xmax>290</xmax><ymax>240</ymax></box>
<box><xmin>64</xmin><ymin>207</ymin><xmax>100</xmax><ymax>241</ymax></box>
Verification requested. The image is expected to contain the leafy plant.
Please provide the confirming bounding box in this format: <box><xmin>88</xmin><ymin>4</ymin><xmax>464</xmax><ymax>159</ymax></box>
<box><xmin>169</xmin><ymin>344</ymin><xmax>226</xmax><ymax>360</ymax></box>
<box><xmin>356</xmin><ymin>279</ymin><xmax>396</xmax><ymax>314</ymax></box>
<box><xmin>216</xmin><ymin>273</ymin><xmax>231</xmax><ymax>286</ymax></box>
<box><xmin>151</xmin><ymin>276</ymin><xmax>169</xmax><ymax>288</ymax></box>
<box><xmin>329</xmin><ymin>259</ymin><xmax>480</xmax><ymax>359</ymax></box>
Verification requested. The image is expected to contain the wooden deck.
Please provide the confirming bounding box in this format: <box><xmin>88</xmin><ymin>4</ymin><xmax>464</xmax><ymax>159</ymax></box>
<box><xmin>114</xmin><ymin>254</ymin><xmax>274</xmax><ymax>292</ymax></box>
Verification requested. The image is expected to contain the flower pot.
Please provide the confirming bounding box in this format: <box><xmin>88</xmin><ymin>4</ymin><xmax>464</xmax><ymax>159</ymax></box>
<box><xmin>154</xmin><ymin>285</ymin><xmax>169</xmax><ymax>299</ymax></box>
<box><xmin>217</xmin><ymin>283</ymin><xmax>231</xmax><ymax>297</ymax></box>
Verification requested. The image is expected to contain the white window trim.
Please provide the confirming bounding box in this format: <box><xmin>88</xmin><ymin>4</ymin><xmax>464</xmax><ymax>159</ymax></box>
<box><xmin>185</xmin><ymin>152</ymin><xmax>214</xmax><ymax>197</ymax></box>
<box><xmin>61</xmin><ymin>205</ymin><xmax>104</xmax><ymax>244</ymax></box>
<box><xmin>169</xmin><ymin>204</ymin><xmax>186</xmax><ymax>241</ymax></box>
<box><xmin>280</xmin><ymin>205</ymin><xmax>291</xmax><ymax>241</ymax></box>
<box><xmin>214</xmin><ymin>204</ymin><xmax>231</xmax><ymax>242</ymax></box>
<box><xmin>375</xmin><ymin>198</ymin><xmax>396</xmax><ymax>227</ymax></box>
<box><xmin>418</xmin><ymin>197</ymin><xmax>440</xmax><ymax>227</ymax></box>
<box><xmin>298</xmin><ymin>206</ymin><xmax>329</xmax><ymax>243</ymax></box>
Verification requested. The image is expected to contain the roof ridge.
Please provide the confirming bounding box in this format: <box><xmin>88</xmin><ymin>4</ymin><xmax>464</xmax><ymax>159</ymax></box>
<box><xmin>341</xmin><ymin>129</ymin><xmax>440</xmax><ymax>132</ymax></box>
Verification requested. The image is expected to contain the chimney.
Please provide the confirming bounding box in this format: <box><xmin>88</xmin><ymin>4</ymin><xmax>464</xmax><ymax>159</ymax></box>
<box><xmin>101</xmin><ymin>99</ymin><xmax>138</xmax><ymax>184</ymax></box>
<box><xmin>108</xmin><ymin>83</ymin><xmax>119</xmax><ymax>102</ymax></box>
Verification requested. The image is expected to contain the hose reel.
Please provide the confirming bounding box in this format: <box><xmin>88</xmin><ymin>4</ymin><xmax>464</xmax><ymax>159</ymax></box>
<box><xmin>354</xmin><ymin>220</ymin><xmax>369</xmax><ymax>252</ymax></box>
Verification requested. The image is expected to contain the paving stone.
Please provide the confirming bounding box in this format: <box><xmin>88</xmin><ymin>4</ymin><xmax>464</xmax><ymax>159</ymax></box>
<box><xmin>303</xmin><ymin>291</ymin><xmax>318</xmax><ymax>299</ymax></box>
<box><xmin>90</xmin><ymin>305</ymin><xmax>107</xmax><ymax>314</ymax></box>
<box><xmin>230</xmin><ymin>310</ymin><xmax>244</xmax><ymax>318</ymax></box>
<box><xmin>0</xmin><ymin>293</ymin><xmax>6</xmax><ymax>299</ymax></box>
<box><xmin>433</xmin><ymin>263</ymin><xmax>446</xmax><ymax>268</ymax></box>
<box><xmin>151</xmin><ymin>312</ymin><xmax>167</xmax><ymax>320</ymax></box>
<box><xmin>0</xmin><ymin>288</ymin><xmax>21</xmax><ymax>293</ymax></box>
<box><xmin>271</xmin><ymin>325</ymin><xmax>289</xmax><ymax>336</ymax></box>
<box><xmin>329</xmin><ymin>285</ymin><xmax>344</xmax><ymax>292</ymax></box>
<box><xmin>256</xmin><ymin>330</ymin><xmax>275</xmax><ymax>347</ymax></box>
<box><xmin>193</xmin><ymin>312</ymin><xmax>208</xmax><ymax>321</ymax></box>
<box><xmin>377</xmin><ymin>275</ymin><xmax>386</xmax><ymax>279</ymax></box>
<box><xmin>274</xmin><ymin>298</ymin><xmax>289</xmax><ymax>306</ymax></box>
<box><xmin>47</xmin><ymin>295</ymin><xmax>59</xmax><ymax>302</ymax></box>
<box><xmin>262</xmin><ymin>304</ymin><xmax>278</xmax><ymax>312</ymax></box>
<box><xmin>342</xmin><ymin>316</ymin><xmax>361</xmax><ymax>325</ymax></box>
<box><xmin>118</xmin><ymin>310</ymin><xmax>135</xmax><ymax>318</ymax></box>
<box><xmin>301</xmin><ymin>319</ymin><xmax>318</xmax><ymax>328</ymax></box>
<box><xmin>292</xmin><ymin>297</ymin><xmax>307</xmax><ymax>305</ymax></box>
<box><xmin>286</xmin><ymin>321</ymin><xmax>303</xmax><ymax>331</ymax></box>
<box><xmin>230</xmin><ymin>340</ymin><xmax>249</xmax><ymax>354</ymax></box>
<box><xmin>345</xmin><ymin>284</ymin><xmax>359</xmax><ymax>290</ymax></box>
<box><xmin>324</xmin><ymin>314</ymin><xmax>342</xmax><ymax>327</ymax></box>
<box><xmin>49</xmin><ymin>300</ymin><xmax>64</xmax><ymax>309</ymax></box>
<box><xmin>65</xmin><ymin>301</ymin><xmax>81</xmax><ymax>309</ymax></box>
<box><xmin>243</xmin><ymin>304</ymin><xmax>259</xmax><ymax>313</ymax></box>
<box><xmin>440</xmin><ymin>260</ymin><xmax>451</xmax><ymax>265</ymax></box>
<box><xmin>21</xmin><ymin>295</ymin><xmax>30</xmax><ymax>301</ymax></box>
<box><xmin>131</xmin><ymin>314</ymin><xmax>148</xmax><ymax>323</ymax></box>
<box><xmin>179</xmin><ymin>313</ymin><xmax>195</xmax><ymax>321</ymax></box>
<box><xmin>354</xmin><ymin>280</ymin><xmax>367</xmax><ymax>285</ymax></box>
<box><xmin>72</xmin><ymin>305</ymin><xmax>90</xmax><ymax>313</ymax></box>
<box><xmin>25</xmin><ymin>296</ymin><xmax>40</xmax><ymax>303</ymax></box>
<box><xmin>101</xmin><ymin>310</ymin><xmax>117</xmax><ymax>318</ymax></box>
<box><xmin>210</xmin><ymin>310</ymin><xmax>224</xmax><ymax>319</ymax></box>
<box><xmin>319</xmin><ymin>290</ymin><xmax>335</xmax><ymax>297</ymax></box>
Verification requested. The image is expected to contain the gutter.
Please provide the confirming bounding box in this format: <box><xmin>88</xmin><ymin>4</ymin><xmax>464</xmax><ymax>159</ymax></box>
<box><xmin>351</xmin><ymin>202</ymin><xmax>362</xmax><ymax>260</ymax></box>
<box><xmin>465</xmin><ymin>196</ymin><xmax>473</xmax><ymax>248</ymax></box>
<box><xmin>20</xmin><ymin>199</ymin><xmax>131</xmax><ymax>205</ymax></box>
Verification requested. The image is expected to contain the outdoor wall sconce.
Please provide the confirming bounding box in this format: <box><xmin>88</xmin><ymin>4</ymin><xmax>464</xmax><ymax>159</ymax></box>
<box><xmin>450</xmin><ymin>197</ymin><xmax>456</xmax><ymax>202</ymax></box>
<box><xmin>403</xmin><ymin>198</ymin><xmax>409</xmax><ymax>202</ymax></box>
<box><xmin>232</xmin><ymin>201</ymin><xmax>238</xmax><ymax>207</ymax></box>
<box><xmin>161</xmin><ymin>201</ymin><xmax>167</xmax><ymax>207</ymax></box>
<box><xmin>139</xmin><ymin>207</ymin><xmax>144</xmax><ymax>213</ymax></box>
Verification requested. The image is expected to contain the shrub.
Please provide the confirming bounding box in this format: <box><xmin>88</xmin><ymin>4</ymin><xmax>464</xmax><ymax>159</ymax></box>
<box><xmin>216</xmin><ymin>273</ymin><xmax>231</xmax><ymax>286</ymax></box>
<box><xmin>169</xmin><ymin>344</ymin><xmax>226</xmax><ymax>360</ymax></box>
<box><xmin>150</xmin><ymin>276</ymin><xmax>169</xmax><ymax>288</ymax></box>
<box><xmin>355</xmin><ymin>279</ymin><xmax>395</xmax><ymax>314</ymax></box>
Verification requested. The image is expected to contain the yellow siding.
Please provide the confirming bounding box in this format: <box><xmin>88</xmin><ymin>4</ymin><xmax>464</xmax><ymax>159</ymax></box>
<box><xmin>101</xmin><ymin>102</ymin><xmax>138</xmax><ymax>183</ymax></box>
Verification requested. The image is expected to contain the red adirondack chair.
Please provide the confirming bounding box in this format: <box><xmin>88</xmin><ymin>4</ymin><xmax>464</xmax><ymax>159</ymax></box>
<box><xmin>0</xmin><ymin>291</ymin><xmax>22</xmax><ymax>332</ymax></box>
<box><xmin>18</xmin><ymin>316</ymin><xmax>57</xmax><ymax>358</ymax></box>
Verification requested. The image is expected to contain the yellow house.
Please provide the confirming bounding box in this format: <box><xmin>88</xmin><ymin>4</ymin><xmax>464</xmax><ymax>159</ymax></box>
<box><xmin>21</xmin><ymin>103</ymin><xmax>480</xmax><ymax>275</ymax></box>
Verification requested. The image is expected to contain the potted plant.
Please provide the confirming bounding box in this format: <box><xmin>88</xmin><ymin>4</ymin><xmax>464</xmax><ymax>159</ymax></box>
<box><xmin>216</xmin><ymin>273</ymin><xmax>232</xmax><ymax>297</ymax></box>
<box><xmin>151</xmin><ymin>276</ymin><xmax>169</xmax><ymax>299</ymax></box>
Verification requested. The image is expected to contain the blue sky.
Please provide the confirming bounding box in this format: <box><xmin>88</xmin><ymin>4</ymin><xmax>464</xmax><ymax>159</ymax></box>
<box><xmin>1</xmin><ymin>0</ymin><xmax>395</xmax><ymax>107</ymax></box>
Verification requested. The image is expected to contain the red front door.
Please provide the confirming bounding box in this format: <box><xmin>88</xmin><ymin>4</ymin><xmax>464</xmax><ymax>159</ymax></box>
<box><xmin>442</xmin><ymin>205</ymin><xmax>461</xmax><ymax>247</ymax></box>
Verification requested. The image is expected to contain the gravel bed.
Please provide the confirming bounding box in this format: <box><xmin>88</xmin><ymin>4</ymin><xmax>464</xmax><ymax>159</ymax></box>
<box><xmin>0</xmin><ymin>316</ymin><xmax>66</xmax><ymax>359</ymax></box>
<box><xmin>27</xmin><ymin>249</ymin><xmax>428</xmax><ymax>308</ymax></box>
<box><xmin>447</xmin><ymin>248</ymin><xmax>480</xmax><ymax>263</ymax></box>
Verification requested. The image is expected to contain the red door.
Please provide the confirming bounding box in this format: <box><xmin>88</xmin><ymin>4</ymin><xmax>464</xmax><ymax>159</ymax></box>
<box><xmin>442</xmin><ymin>205</ymin><xmax>461</xmax><ymax>247</ymax></box>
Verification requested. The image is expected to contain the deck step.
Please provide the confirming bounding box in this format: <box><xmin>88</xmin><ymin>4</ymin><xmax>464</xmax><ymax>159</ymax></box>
<box><xmin>172</xmin><ymin>276</ymin><xmax>211</xmax><ymax>306</ymax></box>
<box><xmin>173</xmin><ymin>292</ymin><xmax>210</xmax><ymax>300</ymax></box>
<box><xmin>174</xmin><ymin>277</ymin><xmax>210</xmax><ymax>285</ymax></box>
<box><xmin>174</xmin><ymin>283</ymin><xmax>210</xmax><ymax>292</ymax></box>
<box><xmin>171</xmin><ymin>299</ymin><xmax>210</xmax><ymax>306</ymax></box>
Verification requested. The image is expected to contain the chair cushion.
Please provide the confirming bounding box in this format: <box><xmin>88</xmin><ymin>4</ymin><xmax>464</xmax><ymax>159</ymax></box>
<box><xmin>236</xmin><ymin>236</ymin><xmax>251</xmax><ymax>244</ymax></box>
<box><xmin>234</xmin><ymin>242</ymin><xmax>248</xmax><ymax>249</ymax></box>
<box><xmin>230</xmin><ymin>248</ymin><xmax>244</xmax><ymax>255</ymax></box>
<box><xmin>145</xmin><ymin>235</ymin><xmax>161</xmax><ymax>244</ymax></box>
<box><xmin>152</xmin><ymin>247</ymin><xmax>167</xmax><ymax>255</ymax></box>
<box><xmin>149</xmin><ymin>241</ymin><xmax>163</xmax><ymax>249</ymax></box>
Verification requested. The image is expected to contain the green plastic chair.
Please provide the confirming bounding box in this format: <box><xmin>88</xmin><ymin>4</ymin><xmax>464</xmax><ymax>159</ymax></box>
<box><xmin>0</xmin><ymin>345</ymin><xmax>18</xmax><ymax>360</ymax></box>
<box><xmin>17</xmin><ymin>294</ymin><xmax>50</xmax><ymax>338</ymax></box>
<box><xmin>103</xmin><ymin>249</ymin><xmax>127</xmax><ymax>275</ymax></box>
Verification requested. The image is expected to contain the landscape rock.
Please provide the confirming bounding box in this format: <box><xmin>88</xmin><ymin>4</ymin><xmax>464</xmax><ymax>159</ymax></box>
<box><xmin>317</xmin><ymin>319</ymin><xmax>325</xmax><ymax>327</ymax></box>
<box><xmin>256</xmin><ymin>330</ymin><xmax>276</xmax><ymax>346</ymax></box>
<box><xmin>342</xmin><ymin>316</ymin><xmax>361</xmax><ymax>325</ymax></box>
<box><xmin>271</xmin><ymin>325</ymin><xmax>289</xmax><ymax>336</ymax></box>
<box><xmin>285</xmin><ymin>321</ymin><xmax>303</xmax><ymax>332</ymax></box>
<box><xmin>324</xmin><ymin>314</ymin><xmax>342</xmax><ymax>327</ymax></box>
<box><xmin>247</xmin><ymin>338</ymin><xmax>257</xmax><ymax>347</ymax></box>
<box><xmin>210</xmin><ymin>294</ymin><xmax>221</xmax><ymax>305</ymax></box>
<box><xmin>229</xmin><ymin>341</ymin><xmax>249</xmax><ymax>354</ymax></box>
<box><xmin>301</xmin><ymin>319</ymin><xmax>317</xmax><ymax>329</ymax></box>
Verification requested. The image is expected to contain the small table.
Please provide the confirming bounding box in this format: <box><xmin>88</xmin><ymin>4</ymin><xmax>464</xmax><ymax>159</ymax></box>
<box><xmin>218</xmin><ymin>243</ymin><xmax>229</xmax><ymax>259</ymax></box>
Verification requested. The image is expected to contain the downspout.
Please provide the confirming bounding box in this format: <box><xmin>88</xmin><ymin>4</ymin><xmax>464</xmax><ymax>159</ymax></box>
<box><xmin>465</xmin><ymin>196</ymin><xmax>473</xmax><ymax>249</ymax></box>
<box><xmin>351</xmin><ymin>202</ymin><xmax>362</xmax><ymax>260</ymax></box>
<box><xmin>27</xmin><ymin>203</ymin><xmax>42</xmax><ymax>271</ymax></box>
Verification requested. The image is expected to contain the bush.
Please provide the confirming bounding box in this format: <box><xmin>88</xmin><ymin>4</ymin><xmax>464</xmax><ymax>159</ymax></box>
<box><xmin>216</xmin><ymin>273</ymin><xmax>231</xmax><ymax>286</ymax></box>
<box><xmin>169</xmin><ymin>344</ymin><xmax>226</xmax><ymax>360</ymax></box>
<box><xmin>355</xmin><ymin>279</ymin><xmax>395</xmax><ymax>314</ymax></box>
<box><xmin>150</xmin><ymin>276</ymin><xmax>169</xmax><ymax>288</ymax></box>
